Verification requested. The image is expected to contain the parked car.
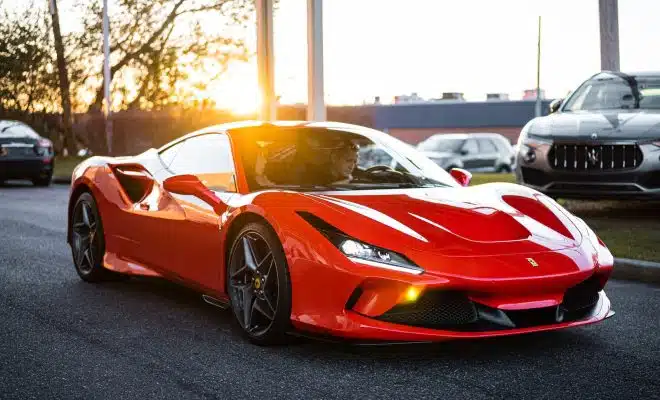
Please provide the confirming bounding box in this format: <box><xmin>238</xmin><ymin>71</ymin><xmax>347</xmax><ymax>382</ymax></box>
<box><xmin>0</xmin><ymin>120</ymin><xmax>55</xmax><ymax>186</ymax></box>
<box><xmin>416</xmin><ymin>133</ymin><xmax>515</xmax><ymax>173</ymax></box>
<box><xmin>515</xmin><ymin>71</ymin><xmax>660</xmax><ymax>199</ymax></box>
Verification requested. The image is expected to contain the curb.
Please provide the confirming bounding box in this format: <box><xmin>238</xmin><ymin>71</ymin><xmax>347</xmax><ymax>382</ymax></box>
<box><xmin>613</xmin><ymin>258</ymin><xmax>660</xmax><ymax>286</ymax></box>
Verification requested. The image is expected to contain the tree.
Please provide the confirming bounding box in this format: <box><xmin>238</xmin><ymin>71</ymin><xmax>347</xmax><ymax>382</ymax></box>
<box><xmin>68</xmin><ymin>0</ymin><xmax>253</xmax><ymax>112</ymax></box>
<box><xmin>0</xmin><ymin>3</ymin><xmax>59</xmax><ymax>113</ymax></box>
<box><xmin>49</xmin><ymin>0</ymin><xmax>77</xmax><ymax>156</ymax></box>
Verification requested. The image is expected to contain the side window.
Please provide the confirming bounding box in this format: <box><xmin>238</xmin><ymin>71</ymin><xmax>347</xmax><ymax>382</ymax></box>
<box><xmin>462</xmin><ymin>139</ymin><xmax>478</xmax><ymax>155</ymax></box>
<box><xmin>168</xmin><ymin>134</ymin><xmax>237</xmax><ymax>192</ymax></box>
<box><xmin>159</xmin><ymin>142</ymin><xmax>184</xmax><ymax>168</ymax></box>
<box><xmin>478</xmin><ymin>139</ymin><xmax>497</xmax><ymax>153</ymax></box>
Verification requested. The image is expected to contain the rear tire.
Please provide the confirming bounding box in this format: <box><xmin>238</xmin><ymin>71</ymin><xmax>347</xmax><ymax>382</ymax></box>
<box><xmin>32</xmin><ymin>174</ymin><xmax>52</xmax><ymax>187</ymax></box>
<box><xmin>226</xmin><ymin>222</ymin><xmax>292</xmax><ymax>345</ymax></box>
<box><xmin>496</xmin><ymin>164</ymin><xmax>512</xmax><ymax>173</ymax></box>
<box><xmin>70</xmin><ymin>192</ymin><xmax>123</xmax><ymax>282</ymax></box>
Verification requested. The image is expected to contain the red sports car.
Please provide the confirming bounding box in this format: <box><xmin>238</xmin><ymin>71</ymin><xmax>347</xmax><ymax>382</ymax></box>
<box><xmin>67</xmin><ymin>121</ymin><xmax>614</xmax><ymax>345</ymax></box>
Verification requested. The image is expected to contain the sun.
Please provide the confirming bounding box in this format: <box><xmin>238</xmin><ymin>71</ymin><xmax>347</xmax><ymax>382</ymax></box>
<box><xmin>205</xmin><ymin>61</ymin><xmax>262</xmax><ymax>116</ymax></box>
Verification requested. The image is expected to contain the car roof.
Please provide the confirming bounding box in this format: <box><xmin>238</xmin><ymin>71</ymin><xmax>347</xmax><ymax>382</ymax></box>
<box><xmin>593</xmin><ymin>71</ymin><xmax>660</xmax><ymax>80</ymax></box>
<box><xmin>0</xmin><ymin>120</ymin><xmax>26</xmax><ymax>131</ymax></box>
<box><xmin>158</xmin><ymin>120</ymin><xmax>386</xmax><ymax>151</ymax></box>
<box><xmin>424</xmin><ymin>132</ymin><xmax>506</xmax><ymax>140</ymax></box>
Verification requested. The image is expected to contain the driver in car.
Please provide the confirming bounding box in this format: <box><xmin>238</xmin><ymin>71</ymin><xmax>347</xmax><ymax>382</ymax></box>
<box><xmin>255</xmin><ymin>140</ymin><xmax>359</xmax><ymax>187</ymax></box>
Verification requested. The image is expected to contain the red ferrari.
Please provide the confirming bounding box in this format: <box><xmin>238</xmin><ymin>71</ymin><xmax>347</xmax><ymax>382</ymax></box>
<box><xmin>67</xmin><ymin>121</ymin><xmax>614</xmax><ymax>345</ymax></box>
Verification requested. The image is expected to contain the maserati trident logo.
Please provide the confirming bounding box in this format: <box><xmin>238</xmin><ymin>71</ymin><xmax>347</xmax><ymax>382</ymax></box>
<box><xmin>526</xmin><ymin>258</ymin><xmax>539</xmax><ymax>267</ymax></box>
<box><xmin>587</xmin><ymin>148</ymin><xmax>600</xmax><ymax>166</ymax></box>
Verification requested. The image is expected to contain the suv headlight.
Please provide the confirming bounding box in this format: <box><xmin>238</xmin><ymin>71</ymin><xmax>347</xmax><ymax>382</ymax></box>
<box><xmin>517</xmin><ymin>123</ymin><xmax>551</xmax><ymax>163</ymax></box>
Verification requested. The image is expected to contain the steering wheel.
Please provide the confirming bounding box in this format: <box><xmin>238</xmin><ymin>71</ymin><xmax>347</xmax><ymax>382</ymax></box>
<box><xmin>365</xmin><ymin>165</ymin><xmax>396</xmax><ymax>174</ymax></box>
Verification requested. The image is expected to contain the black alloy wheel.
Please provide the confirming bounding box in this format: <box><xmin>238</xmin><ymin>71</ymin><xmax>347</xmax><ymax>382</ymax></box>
<box><xmin>70</xmin><ymin>192</ymin><xmax>121</xmax><ymax>282</ymax></box>
<box><xmin>227</xmin><ymin>222</ymin><xmax>292</xmax><ymax>345</ymax></box>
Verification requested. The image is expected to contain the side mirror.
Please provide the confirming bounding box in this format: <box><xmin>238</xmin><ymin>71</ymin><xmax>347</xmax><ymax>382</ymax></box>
<box><xmin>450</xmin><ymin>168</ymin><xmax>472</xmax><ymax>187</ymax></box>
<box><xmin>163</xmin><ymin>174</ymin><xmax>225</xmax><ymax>213</ymax></box>
<box><xmin>460</xmin><ymin>149</ymin><xmax>469</xmax><ymax>156</ymax></box>
<box><xmin>549</xmin><ymin>98</ymin><xmax>563</xmax><ymax>114</ymax></box>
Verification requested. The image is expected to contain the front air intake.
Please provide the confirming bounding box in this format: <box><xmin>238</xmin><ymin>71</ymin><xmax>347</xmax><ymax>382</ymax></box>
<box><xmin>375</xmin><ymin>290</ymin><xmax>478</xmax><ymax>328</ymax></box>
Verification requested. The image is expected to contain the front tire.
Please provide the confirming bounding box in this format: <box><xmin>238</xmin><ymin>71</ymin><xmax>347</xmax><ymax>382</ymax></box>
<box><xmin>70</xmin><ymin>192</ymin><xmax>121</xmax><ymax>282</ymax></box>
<box><xmin>226</xmin><ymin>222</ymin><xmax>292</xmax><ymax>345</ymax></box>
<box><xmin>32</xmin><ymin>175</ymin><xmax>52</xmax><ymax>187</ymax></box>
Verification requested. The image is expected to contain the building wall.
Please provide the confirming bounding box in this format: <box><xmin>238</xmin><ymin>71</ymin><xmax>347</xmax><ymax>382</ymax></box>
<box><xmin>387</xmin><ymin>126</ymin><xmax>524</xmax><ymax>145</ymax></box>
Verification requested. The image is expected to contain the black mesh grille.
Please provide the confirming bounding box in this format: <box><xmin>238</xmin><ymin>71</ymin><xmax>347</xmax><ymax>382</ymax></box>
<box><xmin>375</xmin><ymin>291</ymin><xmax>477</xmax><ymax>328</ymax></box>
<box><xmin>548</xmin><ymin>143</ymin><xmax>642</xmax><ymax>171</ymax></box>
<box><xmin>562</xmin><ymin>276</ymin><xmax>601</xmax><ymax>312</ymax></box>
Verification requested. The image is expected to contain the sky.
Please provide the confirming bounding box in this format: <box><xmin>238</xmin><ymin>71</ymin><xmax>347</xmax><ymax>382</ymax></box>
<box><xmin>4</xmin><ymin>0</ymin><xmax>660</xmax><ymax>111</ymax></box>
<box><xmin>265</xmin><ymin>0</ymin><xmax>660</xmax><ymax>105</ymax></box>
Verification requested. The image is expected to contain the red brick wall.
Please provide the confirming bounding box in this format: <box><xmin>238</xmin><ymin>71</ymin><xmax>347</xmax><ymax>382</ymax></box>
<box><xmin>387</xmin><ymin>127</ymin><xmax>524</xmax><ymax>145</ymax></box>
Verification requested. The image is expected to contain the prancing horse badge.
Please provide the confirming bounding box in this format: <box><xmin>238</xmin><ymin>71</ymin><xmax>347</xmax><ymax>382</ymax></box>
<box><xmin>526</xmin><ymin>258</ymin><xmax>539</xmax><ymax>267</ymax></box>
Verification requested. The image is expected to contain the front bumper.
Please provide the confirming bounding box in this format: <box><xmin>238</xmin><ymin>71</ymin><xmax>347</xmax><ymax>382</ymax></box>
<box><xmin>514</xmin><ymin>142</ymin><xmax>660</xmax><ymax>199</ymax></box>
<box><xmin>288</xmin><ymin>244</ymin><xmax>614</xmax><ymax>343</ymax></box>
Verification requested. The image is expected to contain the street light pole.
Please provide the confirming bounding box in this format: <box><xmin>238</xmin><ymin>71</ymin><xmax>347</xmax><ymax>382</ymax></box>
<box><xmin>102</xmin><ymin>0</ymin><xmax>112</xmax><ymax>154</ymax></box>
<box><xmin>307</xmin><ymin>0</ymin><xmax>325</xmax><ymax>121</ymax></box>
<box><xmin>256</xmin><ymin>0</ymin><xmax>276</xmax><ymax>121</ymax></box>
<box><xmin>535</xmin><ymin>15</ymin><xmax>542</xmax><ymax>118</ymax></box>
<box><xmin>599</xmin><ymin>0</ymin><xmax>620</xmax><ymax>71</ymax></box>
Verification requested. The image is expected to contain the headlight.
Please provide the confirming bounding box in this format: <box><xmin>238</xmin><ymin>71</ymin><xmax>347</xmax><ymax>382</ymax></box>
<box><xmin>297</xmin><ymin>211</ymin><xmax>424</xmax><ymax>275</ymax></box>
<box><xmin>517</xmin><ymin>123</ymin><xmax>551</xmax><ymax>164</ymax></box>
<box><xmin>331</xmin><ymin>232</ymin><xmax>423</xmax><ymax>275</ymax></box>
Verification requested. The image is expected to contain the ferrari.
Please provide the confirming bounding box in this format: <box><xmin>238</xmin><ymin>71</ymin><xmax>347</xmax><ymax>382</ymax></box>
<box><xmin>67</xmin><ymin>121</ymin><xmax>614</xmax><ymax>345</ymax></box>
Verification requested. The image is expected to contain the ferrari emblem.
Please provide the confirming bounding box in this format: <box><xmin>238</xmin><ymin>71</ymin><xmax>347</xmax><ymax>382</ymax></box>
<box><xmin>254</xmin><ymin>277</ymin><xmax>262</xmax><ymax>289</ymax></box>
<box><xmin>526</xmin><ymin>258</ymin><xmax>539</xmax><ymax>267</ymax></box>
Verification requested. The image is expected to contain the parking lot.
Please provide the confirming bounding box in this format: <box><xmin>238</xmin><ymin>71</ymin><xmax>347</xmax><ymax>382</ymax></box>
<box><xmin>1</xmin><ymin>183</ymin><xmax>659</xmax><ymax>400</ymax></box>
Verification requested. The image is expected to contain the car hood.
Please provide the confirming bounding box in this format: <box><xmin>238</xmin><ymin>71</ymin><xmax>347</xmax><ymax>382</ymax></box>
<box><xmin>304</xmin><ymin>183</ymin><xmax>584</xmax><ymax>258</ymax></box>
<box><xmin>529</xmin><ymin>110</ymin><xmax>660</xmax><ymax>141</ymax></box>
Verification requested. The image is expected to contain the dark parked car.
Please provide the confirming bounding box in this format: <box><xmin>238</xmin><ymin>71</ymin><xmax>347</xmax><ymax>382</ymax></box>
<box><xmin>515</xmin><ymin>71</ymin><xmax>660</xmax><ymax>199</ymax></box>
<box><xmin>0</xmin><ymin>120</ymin><xmax>55</xmax><ymax>186</ymax></box>
<box><xmin>416</xmin><ymin>133</ymin><xmax>515</xmax><ymax>173</ymax></box>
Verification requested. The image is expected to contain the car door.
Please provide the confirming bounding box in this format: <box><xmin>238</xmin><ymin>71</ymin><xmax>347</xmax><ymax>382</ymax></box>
<box><xmin>135</xmin><ymin>133</ymin><xmax>237</xmax><ymax>291</ymax></box>
<box><xmin>459</xmin><ymin>138</ymin><xmax>480</xmax><ymax>170</ymax></box>
<box><xmin>477</xmin><ymin>138</ymin><xmax>500</xmax><ymax>171</ymax></box>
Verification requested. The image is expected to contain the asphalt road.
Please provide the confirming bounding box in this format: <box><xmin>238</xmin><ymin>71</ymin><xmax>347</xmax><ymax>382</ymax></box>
<box><xmin>1</xmin><ymin>182</ymin><xmax>659</xmax><ymax>400</ymax></box>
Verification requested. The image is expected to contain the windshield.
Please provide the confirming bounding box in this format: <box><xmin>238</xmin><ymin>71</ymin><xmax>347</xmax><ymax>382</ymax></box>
<box><xmin>235</xmin><ymin>125</ymin><xmax>458</xmax><ymax>192</ymax></box>
<box><xmin>563</xmin><ymin>75</ymin><xmax>660</xmax><ymax>111</ymax></box>
<box><xmin>417</xmin><ymin>137</ymin><xmax>464</xmax><ymax>152</ymax></box>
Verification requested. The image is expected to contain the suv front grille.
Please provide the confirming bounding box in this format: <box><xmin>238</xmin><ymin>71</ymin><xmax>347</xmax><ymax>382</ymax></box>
<box><xmin>548</xmin><ymin>143</ymin><xmax>642</xmax><ymax>171</ymax></box>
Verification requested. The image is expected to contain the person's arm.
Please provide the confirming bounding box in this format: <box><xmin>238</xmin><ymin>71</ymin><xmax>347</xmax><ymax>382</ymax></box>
<box><xmin>254</xmin><ymin>151</ymin><xmax>276</xmax><ymax>187</ymax></box>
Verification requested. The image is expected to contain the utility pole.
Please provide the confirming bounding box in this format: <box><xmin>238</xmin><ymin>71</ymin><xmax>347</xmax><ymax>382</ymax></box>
<box><xmin>102</xmin><ymin>0</ymin><xmax>112</xmax><ymax>154</ymax></box>
<box><xmin>48</xmin><ymin>0</ymin><xmax>76</xmax><ymax>156</ymax></box>
<box><xmin>256</xmin><ymin>0</ymin><xmax>276</xmax><ymax>121</ymax></box>
<box><xmin>535</xmin><ymin>15</ymin><xmax>542</xmax><ymax>117</ymax></box>
<box><xmin>307</xmin><ymin>0</ymin><xmax>325</xmax><ymax>121</ymax></box>
<box><xmin>599</xmin><ymin>0</ymin><xmax>620</xmax><ymax>71</ymax></box>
